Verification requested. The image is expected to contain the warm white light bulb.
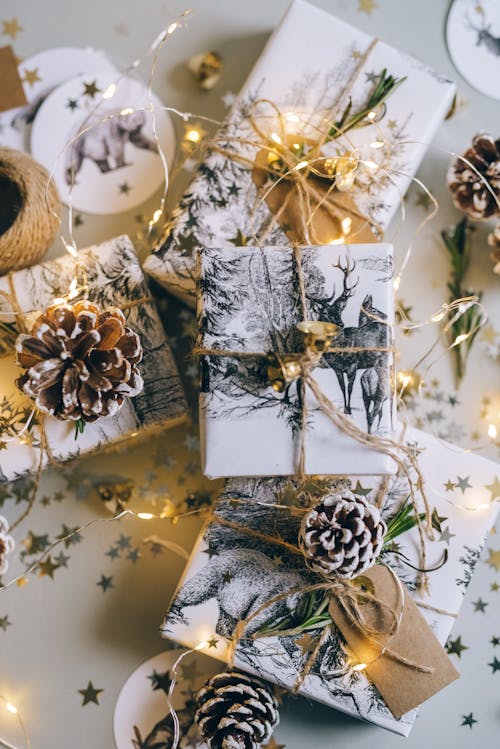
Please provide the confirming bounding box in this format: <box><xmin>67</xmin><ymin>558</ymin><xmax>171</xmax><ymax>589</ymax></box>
<box><xmin>6</xmin><ymin>702</ymin><xmax>18</xmax><ymax>714</ymax></box>
<box><xmin>488</xmin><ymin>423</ymin><xmax>498</xmax><ymax>440</ymax></box>
<box><xmin>137</xmin><ymin>512</ymin><xmax>154</xmax><ymax>520</ymax></box>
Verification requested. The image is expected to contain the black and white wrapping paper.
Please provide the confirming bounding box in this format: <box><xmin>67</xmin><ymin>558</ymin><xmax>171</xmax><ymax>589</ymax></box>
<box><xmin>198</xmin><ymin>243</ymin><xmax>395</xmax><ymax>477</ymax></box>
<box><xmin>0</xmin><ymin>235</ymin><xmax>187</xmax><ymax>482</ymax></box>
<box><xmin>144</xmin><ymin>0</ymin><xmax>456</xmax><ymax>302</ymax></box>
<box><xmin>161</xmin><ymin>425</ymin><xmax>500</xmax><ymax>736</ymax></box>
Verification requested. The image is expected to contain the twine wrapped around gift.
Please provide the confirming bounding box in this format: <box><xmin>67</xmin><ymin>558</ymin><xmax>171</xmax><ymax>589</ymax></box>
<box><xmin>207</xmin><ymin>37</ymin><xmax>405</xmax><ymax>247</ymax></box>
<box><xmin>209</xmin><ymin>510</ymin><xmax>461</xmax><ymax>700</ymax></box>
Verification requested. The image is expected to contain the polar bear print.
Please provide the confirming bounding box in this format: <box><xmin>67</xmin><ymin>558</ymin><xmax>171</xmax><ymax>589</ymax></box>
<box><xmin>65</xmin><ymin>110</ymin><xmax>158</xmax><ymax>184</ymax></box>
<box><xmin>169</xmin><ymin>548</ymin><xmax>307</xmax><ymax>638</ymax></box>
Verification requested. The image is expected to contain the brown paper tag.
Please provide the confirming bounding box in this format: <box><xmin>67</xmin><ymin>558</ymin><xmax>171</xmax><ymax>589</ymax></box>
<box><xmin>0</xmin><ymin>45</ymin><xmax>27</xmax><ymax>112</ymax></box>
<box><xmin>252</xmin><ymin>147</ymin><xmax>378</xmax><ymax>245</ymax></box>
<box><xmin>328</xmin><ymin>565</ymin><xmax>459</xmax><ymax>718</ymax></box>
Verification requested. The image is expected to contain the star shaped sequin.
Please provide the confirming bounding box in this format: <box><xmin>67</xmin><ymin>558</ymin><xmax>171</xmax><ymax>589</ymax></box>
<box><xmin>358</xmin><ymin>0</ymin><xmax>379</xmax><ymax>14</ymax></box>
<box><xmin>491</xmin><ymin>636</ymin><xmax>500</xmax><ymax>647</ymax></box>
<box><xmin>82</xmin><ymin>80</ymin><xmax>101</xmax><ymax>98</ymax></box>
<box><xmin>37</xmin><ymin>556</ymin><xmax>59</xmax><ymax>579</ymax></box>
<box><xmin>485</xmin><ymin>477</ymin><xmax>500</xmax><ymax>502</ymax></box>
<box><xmin>456</xmin><ymin>476</ymin><xmax>472</xmax><ymax>494</ymax></box>
<box><xmin>472</xmin><ymin>598</ymin><xmax>488</xmax><ymax>613</ymax></box>
<box><xmin>57</xmin><ymin>524</ymin><xmax>82</xmax><ymax>547</ymax></box>
<box><xmin>23</xmin><ymin>531</ymin><xmax>50</xmax><ymax>555</ymax></box>
<box><xmin>364</xmin><ymin>70</ymin><xmax>379</xmax><ymax>84</ymax></box>
<box><xmin>54</xmin><ymin>551</ymin><xmax>70</xmax><ymax>568</ymax></box>
<box><xmin>486</xmin><ymin>548</ymin><xmax>500</xmax><ymax>571</ymax></box>
<box><xmin>78</xmin><ymin>681</ymin><xmax>103</xmax><ymax>706</ymax></box>
<box><xmin>127</xmin><ymin>548</ymin><xmax>141</xmax><ymax>563</ymax></box>
<box><xmin>488</xmin><ymin>656</ymin><xmax>500</xmax><ymax>673</ymax></box>
<box><xmin>97</xmin><ymin>575</ymin><xmax>114</xmax><ymax>592</ymax></box>
<box><xmin>206</xmin><ymin>636</ymin><xmax>219</xmax><ymax>649</ymax></box>
<box><xmin>491</xmin><ymin>582</ymin><xmax>499</xmax><ymax>592</ymax></box>
<box><xmin>0</xmin><ymin>615</ymin><xmax>12</xmax><ymax>632</ymax></box>
<box><xmin>106</xmin><ymin>546</ymin><xmax>120</xmax><ymax>560</ymax></box>
<box><xmin>21</xmin><ymin>67</ymin><xmax>41</xmax><ymax>86</ymax></box>
<box><xmin>440</xmin><ymin>527</ymin><xmax>456</xmax><ymax>545</ymax></box>
<box><xmin>352</xmin><ymin>481</ymin><xmax>372</xmax><ymax>497</ymax></box>
<box><xmin>2</xmin><ymin>18</ymin><xmax>23</xmax><ymax>39</ymax></box>
<box><xmin>444</xmin><ymin>480</ymin><xmax>456</xmax><ymax>492</ymax></box>
<box><xmin>148</xmin><ymin>669</ymin><xmax>172</xmax><ymax>692</ymax></box>
<box><xmin>66</xmin><ymin>98</ymin><xmax>79</xmax><ymax>111</ymax></box>
<box><xmin>461</xmin><ymin>713</ymin><xmax>477</xmax><ymax>728</ymax></box>
<box><xmin>445</xmin><ymin>635</ymin><xmax>468</xmax><ymax>658</ymax></box>
<box><xmin>116</xmin><ymin>534</ymin><xmax>132</xmax><ymax>550</ymax></box>
<box><xmin>119</xmin><ymin>182</ymin><xmax>131</xmax><ymax>195</ymax></box>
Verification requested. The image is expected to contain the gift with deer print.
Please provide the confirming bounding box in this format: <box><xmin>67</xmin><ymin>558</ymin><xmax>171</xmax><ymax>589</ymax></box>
<box><xmin>197</xmin><ymin>243</ymin><xmax>396</xmax><ymax>478</ymax></box>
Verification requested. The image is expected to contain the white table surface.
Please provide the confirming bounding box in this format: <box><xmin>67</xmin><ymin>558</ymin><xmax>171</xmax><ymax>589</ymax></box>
<box><xmin>0</xmin><ymin>1</ymin><xmax>499</xmax><ymax>748</ymax></box>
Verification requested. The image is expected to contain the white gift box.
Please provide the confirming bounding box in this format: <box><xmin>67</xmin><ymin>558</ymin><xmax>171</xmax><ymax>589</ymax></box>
<box><xmin>0</xmin><ymin>235</ymin><xmax>187</xmax><ymax>482</ymax></box>
<box><xmin>161</xmin><ymin>424</ymin><xmax>499</xmax><ymax>736</ymax></box>
<box><xmin>198</xmin><ymin>243</ymin><xmax>396</xmax><ymax>477</ymax></box>
<box><xmin>144</xmin><ymin>0</ymin><xmax>455</xmax><ymax>303</ymax></box>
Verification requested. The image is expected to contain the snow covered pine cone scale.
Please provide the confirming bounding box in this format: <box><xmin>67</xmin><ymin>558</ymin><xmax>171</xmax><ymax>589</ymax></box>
<box><xmin>15</xmin><ymin>301</ymin><xmax>143</xmax><ymax>423</ymax></box>
<box><xmin>299</xmin><ymin>491</ymin><xmax>387</xmax><ymax>579</ymax></box>
<box><xmin>194</xmin><ymin>671</ymin><xmax>279</xmax><ymax>749</ymax></box>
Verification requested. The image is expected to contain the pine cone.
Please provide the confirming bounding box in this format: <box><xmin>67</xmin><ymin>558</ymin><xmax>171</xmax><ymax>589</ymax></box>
<box><xmin>15</xmin><ymin>301</ymin><xmax>143</xmax><ymax>422</ymax></box>
<box><xmin>488</xmin><ymin>223</ymin><xmax>500</xmax><ymax>275</ymax></box>
<box><xmin>447</xmin><ymin>133</ymin><xmax>500</xmax><ymax>220</ymax></box>
<box><xmin>194</xmin><ymin>671</ymin><xmax>279</xmax><ymax>749</ymax></box>
<box><xmin>299</xmin><ymin>491</ymin><xmax>386</xmax><ymax>579</ymax></box>
<box><xmin>0</xmin><ymin>515</ymin><xmax>15</xmax><ymax>576</ymax></box>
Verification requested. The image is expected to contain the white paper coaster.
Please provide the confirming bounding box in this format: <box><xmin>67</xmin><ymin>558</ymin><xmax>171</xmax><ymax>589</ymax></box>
<box><xmin>114</xmin><ymin>650</ymin><xmax>216</xmax><ymax>749</ymax></box>
<box><xmin>0</xmin><ymin>46</ymin><xmax>118</xmax><ymax>152</ymax></box>
<box><xmin>30</xmin><ymin>72</ymin><xmax>176</xmax><ymax>214</ymax></box>
<box><xmin>447</xmin><ymin>0</ymin><xmax>500</xmax><ymax>100</ymax></box>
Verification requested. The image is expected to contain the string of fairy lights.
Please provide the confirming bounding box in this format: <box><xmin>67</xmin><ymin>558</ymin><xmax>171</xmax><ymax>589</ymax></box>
<box><xmin>0</xmin><ymin>7</ymin><xmax>499</xmax><ymax>749</ymax></box>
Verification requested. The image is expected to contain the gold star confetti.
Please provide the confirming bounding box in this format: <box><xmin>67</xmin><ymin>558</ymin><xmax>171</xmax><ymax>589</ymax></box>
<box><xmin>352</xmin><ymin>49</ymin><xmax>362</xmax><ymax>61</ymax></box>
<box><xmin>21</xmin><ymin>67</ymin><xmax>41</xmax><ymax>86</ymax></box>
<box><xmin>491</xmin><ymin>581</ymin><xmax>499</xmax><ymax>592</ymax></box>
<box><xmin>486</xmin><ymin>548</ymin><xmax>500</xmax><ymax>572</ymax></box>
<box><xmin>2</xmin><ymin>18</ymin><xmax>23</xmax><ymax>39</ymax></box>
<box><xmin>358</xmin><ymin>0</ymin><xmax>379</xmax><ymax>14</ymax></box>
<box><xmin>206</xmin><ymin>636</ymin><xmax>219</xmax><ymax>648</ymax></box>
<box><xmin>83</xmin><ymin>80</ymin><xmax>101</xmax><ymax>98</ymax></box>
<box><xmin>485</xmin><ymin>477</ymin><xmax>500</xmax><ymax>502</ymax></box>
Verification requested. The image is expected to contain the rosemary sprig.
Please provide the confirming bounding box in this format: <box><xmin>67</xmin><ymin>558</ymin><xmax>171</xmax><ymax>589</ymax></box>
<box><xmin>441</xmin><ymin>219</ymin><xmax>485</xmax><ymax>386</ymax></box>
<box><xmin>327</xmin><ymin>68</ymin><xmax>407</xmax><ymax>140</ymax></box>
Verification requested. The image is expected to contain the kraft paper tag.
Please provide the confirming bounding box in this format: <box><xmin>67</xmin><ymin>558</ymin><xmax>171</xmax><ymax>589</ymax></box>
<box><xmin>252</xmin><ymin>147</ymin><xmax>378</xmax><ymax>245</ymax></box>
<box><xmin>0</xmin><ymin>46</ymin><xmax>27</xmax><ymax>112</ymax></box>
<box><xmin>328</xmin><ymin>565</ymin><xmax>459</xmax><ymax>718</ymax></box>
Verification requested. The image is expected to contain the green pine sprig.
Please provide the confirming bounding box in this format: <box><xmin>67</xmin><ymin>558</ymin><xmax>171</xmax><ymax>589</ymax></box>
<box><xmin>327</xmin><ymin>68</ymin><xmax>406</xmax><ymax>140</ymax></box>
<box><xmin>74</xmin><ymin>418</ymin><xmax>86</xmax><ymax>440</ymax></box>
<box><xmin>384</xmin><ymin>498</ymin><xmax>446</xmax><ymax>545</ymax></box>
<box><xmin>441</xmin><ymin>218</ymin><xmax>485</xmax><ymax>386</ymax></box>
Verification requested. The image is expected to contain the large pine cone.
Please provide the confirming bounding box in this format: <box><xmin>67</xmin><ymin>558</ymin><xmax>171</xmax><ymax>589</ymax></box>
<box><xmin>299</xmin><ymin>491</ymin><xmax>386</xmax><ymax>579</ymax></box>
<box><xmin>15</xmin><ymin>301</ymin><xmax>143</xmax><ymax>422</ymax></box>
<box><xmin>447</xmin><ymin>133</ymin><xmax>500</xmax><ymax>220</ymax></box>
<box><xmin>194</xmin><ymin>671</ymin><xmax>279</xmax><ymax>749</ymax></box>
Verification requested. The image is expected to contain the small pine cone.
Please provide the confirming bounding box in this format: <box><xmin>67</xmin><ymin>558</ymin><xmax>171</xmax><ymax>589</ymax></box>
<box><xmin>194</xmin><ymin>671</ymin><xmax>279</xmax><ymax>749</ymax></box>
<box><xmin>447</xmin><ymin>133</ymin><xmax>500</xmax><ymax>220</ymax></box>
<box><xmin>0</xmin><ymin>515</ymin><xmax>15</xmax><ymax>576</ymax></box>
<box><xmin>299</xmin><ymin>491</ymin><xmax>386</xmax><ymax>579</ymax></box>
<box><xmin>15</xmin><ymin>301</ymin><xmax>143</xmax><ymax>423</ymax></box>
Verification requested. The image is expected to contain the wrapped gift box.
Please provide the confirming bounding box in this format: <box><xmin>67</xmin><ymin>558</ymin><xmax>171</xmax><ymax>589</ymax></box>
<box><xmin>144</xmin><ymin>0</ymin><xmax>456</xmax><ymax>303</ymax></box>
<box><xmin>0</xmin><ymin>235</ymin><xmax>187</xmax><ymax>482</ymax></box>
<box><xmin>198</xmin><ymin>243</ymin><xmax>396</xmax><ymax>477</ymax></box>
<box><xmin>161</xmin><ymin>425</ymin><xmax>500</xmax><ymax>736</ymax></box>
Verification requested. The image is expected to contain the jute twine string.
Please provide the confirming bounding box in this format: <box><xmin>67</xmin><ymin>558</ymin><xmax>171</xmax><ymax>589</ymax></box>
<box><xmin>0</xmin><ymin>147</ymin><xmax>61</xmax><ymax>274</ymax></box>
<box><xmin>213</xmin><ymin>510</ymin><xmax>457</xmax><ymax>691</ymax></box>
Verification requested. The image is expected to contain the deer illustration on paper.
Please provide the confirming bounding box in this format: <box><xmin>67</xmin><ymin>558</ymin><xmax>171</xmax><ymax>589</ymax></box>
<box><xmin>308</xmin><ymin>257</ymin><xmax>390</xmax><ymax>432</ymax></box>
<box><xmin>466</xmin><ymin>12</ymin><xmax>500</xmax><ymax>56</ymax></box>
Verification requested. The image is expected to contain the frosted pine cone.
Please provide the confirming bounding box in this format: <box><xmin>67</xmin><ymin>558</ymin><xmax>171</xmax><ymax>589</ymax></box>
<box><xmin>488</xmin><ymin>223</ymin><xmax>500</xmax><ymax>275</ymax></box>
<box><xmin>16</xmin><ymin>301</ymin><xmax>143</xmax><ymax>423</ymax></box>
<box><xmin>194</xmin><ymin>672</ymin><xmax>279</xmax><ymax>749</ymax></box>
<box><xmin>299</xmin><ymin>491</ymin><xmax>386</xmax><ymax>579</ymax></box>
<box><xmin>447</xmin><ymin>133</ymin><xmax>500</xmax><ymax>220</ymax></box>
<box><xmin>0</xmin><ymin>515</ymin><xmax>15</xmax><ymax>575</ymax></box>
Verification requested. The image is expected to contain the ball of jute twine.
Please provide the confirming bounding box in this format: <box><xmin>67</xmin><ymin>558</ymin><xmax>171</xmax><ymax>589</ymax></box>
<box><xmin>0</xmin><ymin>147</ymin><xmax>61</xmax><ymax>275</ymax></box>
